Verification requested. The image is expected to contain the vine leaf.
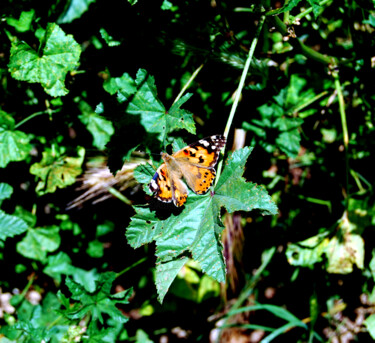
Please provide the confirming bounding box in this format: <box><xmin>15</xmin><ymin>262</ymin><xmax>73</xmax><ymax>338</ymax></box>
<box><xmin>126</xmin><ymin>147</ymin><xmax>278</xmax><ymax>303</ymax></box>
<box><xmin>117</xmin><ymin>69</ymin><xmax>196</xmax><ymax>141</ymax></box>
<box><xmin>30</xmin><ymin>147</ymin><xmax>85</xmax><ymax>195</ymax></box>
<box><xmin>0</xmin><ymin>111</ymin><xmax>32</xmax><ymax>168</ymax></box>
<box><xmin>8</xmin><ymin>23</ymin><xmax>81</xmax><ymax>97</ymax></box>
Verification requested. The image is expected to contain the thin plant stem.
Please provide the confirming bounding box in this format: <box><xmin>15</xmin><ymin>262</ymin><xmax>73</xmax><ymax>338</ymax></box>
<box><xmin>116</xmin><ymin>256</ymin><xmax>148</xmax><ymax>278</ymax></box>
<box><xmin>292</xmin><ymin>0</ymin><xmax>332</xmax><ymax>22</ymax></box>
<box><xmin>214</xmin><ymin>15</ymin><xmax>266</xmax><ymax>186</ymax></box>
<box><xmin>332</xmin><ymin>70</ymin><xmax>349</xmax><ymax>210</ymax></box>
<box><xmin>173</xmin><ymin>63</ymin><xmax>204</xmax><ymax>105</ymax></box>
<box><xmin>108</xmin><ymin>187</ymin><xmax>132</xmax><ymax>205</ymax></box>
<box><xmin>14</xmin><ymin>109</ymin><xmax>60</xmax><ymax>129</ymax></box>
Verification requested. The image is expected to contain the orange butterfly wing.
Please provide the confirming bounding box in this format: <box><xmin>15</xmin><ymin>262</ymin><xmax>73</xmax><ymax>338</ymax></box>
<box><xmin>149</xmin><ymin>135</ymin><xmax>226</xmax><ymax>207</ymax></box>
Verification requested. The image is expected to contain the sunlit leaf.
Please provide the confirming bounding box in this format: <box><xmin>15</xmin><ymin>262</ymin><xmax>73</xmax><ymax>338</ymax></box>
<box><xmin>126</xmin><ymin>147</ymin><xmax>278</xmax><ymax>302</ymax></box>
<box><xmin>30</xmin><ymin>147</ymin><xmax>85</xmax><ymax>195</ymax></box>
<box><xmin>0</xmin><ymin>210</ymin><xmax>28</xmax><ymax>241</ymax></box>
<box><xmin>8</xmin><ymin>23</ymin><xmax>81</xmax><ymax>96</ymax></box>
<box><xmin>6</xmin><ymin>9</ymin><xmax>35</xmax><ymax>32</ymax></box>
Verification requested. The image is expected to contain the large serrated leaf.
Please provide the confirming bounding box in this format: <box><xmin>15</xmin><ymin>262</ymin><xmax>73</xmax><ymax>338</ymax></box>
<box><xmin>8</xmin><ymin>23</ymin><xmax>81</xmax><ymax>96</ymax></box>
<box><xmin>126</xmin><ymin>146</ymin><xmax>278</xmax><ymax>302</ymax></box>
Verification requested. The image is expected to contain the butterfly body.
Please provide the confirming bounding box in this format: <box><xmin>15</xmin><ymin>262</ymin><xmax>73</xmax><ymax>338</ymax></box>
<box><xmin>149</xmin><ymin>135</ymin><xmax>226</xmax><ymax>207</ymax></box>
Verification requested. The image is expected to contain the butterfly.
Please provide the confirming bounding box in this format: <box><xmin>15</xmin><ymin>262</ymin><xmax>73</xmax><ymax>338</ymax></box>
<box><xmin>149</xmin><ymin>135</ymin><xmax>226</xmax><ymax>207</ymax></box>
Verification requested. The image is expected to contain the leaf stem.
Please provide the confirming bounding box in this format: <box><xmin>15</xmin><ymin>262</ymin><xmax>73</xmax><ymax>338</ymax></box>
<box><xmin>268</xmin><ymin>15</ymin><xmax>337</xmax><ymax>66</ymax></box>
<box><xmin>108</xmin><ymin>187</ymin><xmax>132</xmax><ymax>205</ymax></box>
<box><xmin>332</xmin><ymin>70</ymin><xmax>349</xmax><ymax>209</ymax></box>
<box><xmin>173</xmin><ymin>63</ymin><xmax>204</xmax><ymax>105</ymax></box>
<box><xmin>116</xmin><ymin>256</ymin><xmax>148</xmax><ymax>278</ymax></box>
<box><xmin>292</xmin><ymin>0</ymin><xmax>332</xmax><ymax>22</ymax></box>
<box><xmin>14</xmin><ymin>109</ymin><xmax>60</xmax><ymax>129</ymax></box>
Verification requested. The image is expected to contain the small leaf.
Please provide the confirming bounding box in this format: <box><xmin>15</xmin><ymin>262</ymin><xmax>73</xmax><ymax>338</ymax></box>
<box><xmin>286</xmin><ymin>234</ymin><xmax>329</xmax><ymax>267</ymax></box>
<box><xmin>30</xmin><ymin>147</ymin><xmax>85</xmax><ymax>195</ymax></box>
<box><xmin>0</xmin><ymin>210</ymin><xmax>29</xmax><ymax>241</ymax></box>
<box><xmin>6</xmin><ymin>9</ymin><xmax>35</xmax><ymax>32</ymax></box>
<box><xmin>8</xmin><ymin>23</ymin><xmax>81</xmax><ymax>96</ymax></box>
<box><xmin>16</xmin><ymin>226</ymin><xmax>61</xmax><ymax>262</ymax></box>
<box><xmin>78</xmin><ymin>101</ymin><xmax>114</xmax><ymax>150</ymax></box>
<box><xmin>0</xmin><ymin>111</ymin><xmax>32</xmax><ymax>168</ymax></box>
<box><xmin>103</xmin><ymin>72</ymin><xmax>136</xmax><ymax>95</ymax></box>
<box><xmin>0</xmin><ymin>183</ymin><xmax>13</xmax><ymax>202</ymax></box>
<box><xmin>58</xmin><ymin>0</ymin><xmax>96</xmax><ymax>23</ymax></box>
<box><xmin>86</xmin><ymin>239</ymin><xmax>104</xmax><ymax>258</ymax></box>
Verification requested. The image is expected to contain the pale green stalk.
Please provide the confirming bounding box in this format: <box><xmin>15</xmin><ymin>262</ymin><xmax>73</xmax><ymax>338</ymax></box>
<box><xmin>214</xmin><ymin>15</ymin><xmax>266</xmax><ymax>186</ymax></box>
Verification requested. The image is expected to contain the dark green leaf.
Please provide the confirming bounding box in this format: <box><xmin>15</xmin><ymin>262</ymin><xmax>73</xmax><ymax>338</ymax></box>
<box><xmin>103</xmin><ymin>72</ymin><xmax>136</xmax><ymax>95</ymax></box>
<box><xmin>78</xmin><ymin>101</ymin><xmax>114</xmax><ymax>150</ymax></box>
<box><xmin>0</xmin><ymin>112</ymin><xmax>32</xmax><ymax>168</ymax></box>
<box><xmin>16</xmin><ymin>226</ymin><xmax>61</xmax><ymax>262</ymax></box>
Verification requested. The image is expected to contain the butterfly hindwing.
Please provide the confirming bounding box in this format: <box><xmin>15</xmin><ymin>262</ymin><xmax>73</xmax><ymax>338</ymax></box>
<box><xmin>149</xmin><ymin>164</ymin><xmax>173</xmax><ymax>203</ymax></box>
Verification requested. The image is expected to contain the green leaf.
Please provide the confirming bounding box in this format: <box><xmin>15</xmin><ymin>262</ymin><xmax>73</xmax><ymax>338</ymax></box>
<box><xmin>86</xmin><ymin>239</ymin><xmax>104</xmax><ymax>258</ymax></box>
<box><xmin>8</xmin><ymin>23</ymin><xmax>81</xmax><ymax>97</ymax></box>
<box><xmin>30</xmin><ymin>146</ymin><xmax>85</xmax><ymax>195</ymax></box>
<box><xmin>62</xmin><ymin>272</ymin><xmax>132</xmax><ymax>324</ymax></box>
<box><xmin>43</xmin><ymin>252</ymin><xmax>75</xmax><ymax>283</ymax></box>
<box><xmin>103</xmin><ymin>72</ymin><xmax>136</xmax><ymax>95</ymax></box>
<box><xmin>16</xmin><ymin>226</ymin><xmax>61</xmax><ymax>262</ymax></box>
<box><xmin>6</xmin><ymin>9</ymin><xmax>35</xmax><ymax>32</ymax></box>
<box><xmin>0</xmin><ymin>183</ymin><xmax>13</xmax><ymax>202</ymax></box>
<box><xmin>78</xmin><ymin>101</ymin><xmax>114</xmax><ymax>150</ymax></box>
<box><xmin>0</xmin><ymin>111</ymin><xmax>32</xmax><ymax>168</ymax></box>
<box><xmin>286</xmin><ymin>233</ymin><xmax>329</xmax><ymax>267</ymax></box>
<box><xmin>58</xmin><ymin>0</ymin><xmax>96</xmax><ymax>23</ymax></box>
<box><xmin>126</xmin><ymin>147</ymin><xmax>278</xmax><ymax>302</ymax></box>
<box><xmin>0</xmin><ymin>210</ymin><xmax>29</xmax><ymax>241</ymax></box>
<box><xmin>155</xmin><ymin>257</ymin><xmax>189</xmax><ymax>303</ymax></box>
<box><xmin>118</xmin><ymin>69</ymin><xmax>195</xmax><ymax>141</ymax></box>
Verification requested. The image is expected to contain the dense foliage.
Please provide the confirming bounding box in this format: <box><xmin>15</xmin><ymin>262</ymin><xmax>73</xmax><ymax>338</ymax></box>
<box><xmin>1</xmin><ymin>0</ymin><xmax>375</xmax><ymax>342</ymax></box>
